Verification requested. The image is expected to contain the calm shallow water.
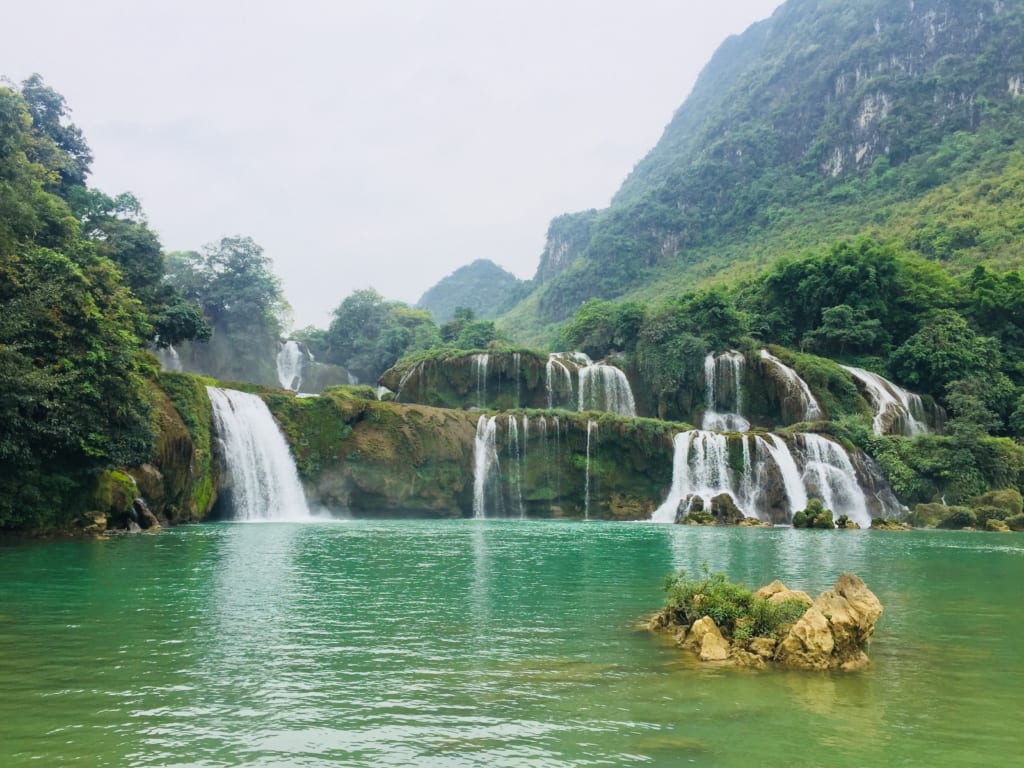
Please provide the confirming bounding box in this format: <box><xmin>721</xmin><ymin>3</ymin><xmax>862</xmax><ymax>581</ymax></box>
<box><xmin>1</xmin><ymin>521</ymin><xmax>1022</xmax><ymax>767</ymax></box>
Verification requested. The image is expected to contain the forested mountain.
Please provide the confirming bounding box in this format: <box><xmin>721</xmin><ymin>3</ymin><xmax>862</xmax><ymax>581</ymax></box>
<box><xmin>500</xmin><ymin>0</ymin><xmax>1024</xmax><ymax>342</ymax></box>
<box><xmin>416</xmin><ymin>259</ymin><xmax>524</xmax><ymax>324</ymax></box>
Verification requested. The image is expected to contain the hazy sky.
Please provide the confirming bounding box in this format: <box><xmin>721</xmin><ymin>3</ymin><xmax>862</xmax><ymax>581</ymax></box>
<box><xmin>2</xmin><ymin>1</ymin><xmax>781</xmax><ymax>328</ymax></box>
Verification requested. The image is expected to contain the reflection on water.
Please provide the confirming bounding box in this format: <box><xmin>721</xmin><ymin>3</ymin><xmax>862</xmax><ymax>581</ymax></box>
<box><xmin>0</xmin><ymin>523</ymin><xmax>1022</xmax><ymax>767</ymax></box>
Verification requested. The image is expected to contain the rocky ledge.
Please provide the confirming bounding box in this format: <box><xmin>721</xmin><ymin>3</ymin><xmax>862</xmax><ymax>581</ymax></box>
<box><xmin>650</xmin><ymin>572</ymin><xmax>882</xmax><ymax>671</ymax></box>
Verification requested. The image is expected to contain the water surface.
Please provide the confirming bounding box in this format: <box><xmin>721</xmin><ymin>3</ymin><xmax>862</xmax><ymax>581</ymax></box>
<box><xmin>1</xmin><ymin>522</ymin><xmax>1021</xmax><ymax>766</ymax></box>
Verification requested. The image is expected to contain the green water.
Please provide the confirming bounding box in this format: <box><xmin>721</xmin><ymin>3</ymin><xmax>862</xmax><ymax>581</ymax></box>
<box><xmin>1</xmin><ymin>522</ymin><xmax>1022</xmax><ymax>767</ymax></box>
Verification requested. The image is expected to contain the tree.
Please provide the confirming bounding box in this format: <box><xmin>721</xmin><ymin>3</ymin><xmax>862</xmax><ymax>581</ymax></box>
<box><xmin>890</xmin><ymin>310</ymin><xmax>1001</xmax><ymax>396</ymax></box>
<box><xmin>324</xmin><ymin>288</ymin><xmax>443</xmax><ymax>383</ymax></box>
<box><xmin>804</xmin><ymin>304</ymin><xmax>888</xmax><ymax>356</ymax></box>
<box><xmin>20</xmin><ymin>73</ymin><xmax>93</xmax><ymax>193</ymax></box>
<box><xmin>163</xmin><ymin>237</ymin><xmax>288</xmax><ymax>383</ymax></box>
<box><xmin>562</xmin><ymin>299</ymin><xmax>644</xmax><ymax>358</ymax></box>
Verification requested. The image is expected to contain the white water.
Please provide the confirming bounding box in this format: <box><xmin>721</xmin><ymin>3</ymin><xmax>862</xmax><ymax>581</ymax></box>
<box><xmin>701</xmin><ymin>352</ymin><xmax>750</xmax><ymax>431</ymax></box>
<box><xmin>798</xmin><ymin>434</ymin><xmax>870</xmax><ymax>526</ymax></box>
<box><xmin>651</xmin><ymin>431</ymin><xmax>742</xmax><ymax>523</ymax></box>
<box><xmin>545</xmin><ymin>354</ymin><xmax>574</xmax><ymax>410</ymax></box>
<box><xmin>472</xmin><ymin>415</ymin><xmax>500</xmax><ymax>519</ymax></box>
<box><xmin>508</xmin><ymin>416</ymin><xmax>525</xmax><ymax>518</ymax></box>
<box><xmin>472</xmin><ymin>354</ymin><xmax>490</xmax><ymax>408</ymax></box>
<box><xmin>207</xmin><ymin>387</ymin><xmax>311</xmax><ymax>522</ymax></box>
<box><xmin>584</xmin><ymin>420</ymin><xmax>597</xmax><ymax>520</ymax></box>
<box><xmin>842</xmin><ymin>365</ymin><xmax>930</xmax><ymax>436</ymax></box>
<box><xmin>578</xmin><ymin>361</ymin><xmax>637</xmax><ymax>417</ymax></box>
<box><xmin>276</xmin><ymin>340</ymin><xmax>306</xmax><ymax>392</ymax></box>
<box><xmin>760</xmin><ymin>434</ymin><xmax>809</xmax><ymax>513</ymax></box>
<box><xmin>158</xmin><ymin>345</ymin><xmax>183</xmax><ymax>373</ymax></box>
<box><xmin>394</xmin><ymin>361</ymin><xmax>423</xmax><ymax>402</ymax></box>
<box><xmin>759</xmin><ymin>350</ymin><xmax>823</xmax><ymax>422</ymax></box>
<box><xmin>651</xmin><ymin>430</ymin><xmax>872</xmax><ymax>526</ymax></box>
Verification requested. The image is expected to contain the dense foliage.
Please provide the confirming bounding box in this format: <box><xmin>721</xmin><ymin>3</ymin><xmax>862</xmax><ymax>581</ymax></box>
<box><xmin>0</xmin><ymin>78</ymin><xmax>214</xmax><ymax>530</ymax></box>
<box><xmin>663</xmin><ymin>567</ymin><xmax>809</xmax><ymax>643</ymax></box>
<box><xmin>164</xmin><ymin>238</ymin><xmax>288</xmax><ymax>384</ymax></box>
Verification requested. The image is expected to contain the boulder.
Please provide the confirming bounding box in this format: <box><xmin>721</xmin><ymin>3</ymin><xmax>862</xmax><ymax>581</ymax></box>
<box><xmin>749</xmin><ymin>636</ymin><xmax>778</xmax><ymax>659</ymax></box>
<box><xmin>699</xmin><ymin>627</ymin><xmax>731</xmax><ymax>662</ymax></box>
<box><xmin>683</xmin><ymin>616</ymin><xmax>719</xmax><ymax>651</ymax></box>
<box><xmin>710</xmin><ymin>493</ymin><xmax>745</xmax><ymax>525</ymax></box>
<box><xmin>775</xmin><ymin>607</ymin><xmax>835</xmax><ymax>670</ymax></box>
<box><xmin>775</xmin><ymin>572</ymin><xmax>883</xmax><ymax>670</ymax></box>
<box><xmin>754</xmin><ymin>580</ymin><xmax>787</xmax><ymax>599</ymax></box>
<box><xmin>133</xmin><ymin>498</ymin><xmax>161</xmax><ymax>530</ymax></box>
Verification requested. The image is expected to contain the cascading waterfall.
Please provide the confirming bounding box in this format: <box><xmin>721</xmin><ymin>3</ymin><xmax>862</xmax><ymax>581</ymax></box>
<box><xmin>651</xmin><ymin>431</ymin><xmax>742</xmax><ymax>523</ymax></box>
<box><xmin>759</xmin><ymin>434</ymin><xmax>808</xmax><ymax>514</ymax></box>
<box><xmin>507</xmin><ymin>416</ymin><xmax>525</xmax><ymax>518</ymax></box>
<box><xmin>701</xmin><ymin>352</ymin><xmax>750</xmax><ymax>432</ymax></box>
<box><xmin>472</xmin><ymin>415</ymin><xmax>500</xmax><ymax>518</ymax></box>
<box><xmin>842</xmin><ymin>365</ymin><xmax>931</xmax><ymax>436</ymax></box>
<box><xmin>797</xmin><ymin>434</ymin><xmax>870</xmax><ymax>526</ymax></box>
<box><xmin>759</xmin><ymin>350</ymin><xmax>823</xmax><ymax>422</ymax></box>
<box><xmin>578</xmin><ymin>360</ymin><xmax>637</xmax><ymax>417</ymax></box>
<box><xmin>472</xmin><ymin>354</ymin><xmax>490</xmax><ymax>408</ymax></box>
<box><xmin>545</xmin><ymin>354</ymin><xmax>575</xmax><ymax>410</ymax></box>
<box><xmin>584</xmin><ymin>420</ymin><xmax>597</xmax><ymax>519</ymax></box>
<box><xmin>276</xmin><ymin>340</ymin><xmax>306</xmax><ymax>392</ymax></box>
<box><xmin>651</xmin><ymin>430</ymin><xmax>874</xmax><ymax>526</ymax></box>
<box><xmin>207</xmin><ymin>387</ymin><xmax>312</xmax><ymax>521</ymax></box>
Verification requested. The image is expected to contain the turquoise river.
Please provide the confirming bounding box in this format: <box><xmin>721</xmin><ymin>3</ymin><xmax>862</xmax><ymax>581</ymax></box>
<box><xmin>1</xmin><ymin>521</ymin><xmax>1022</xmax><ymax>766</ymax></box>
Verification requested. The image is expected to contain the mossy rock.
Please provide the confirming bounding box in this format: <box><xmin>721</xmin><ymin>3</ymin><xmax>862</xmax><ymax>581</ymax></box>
<box><xmin>871</xmin><ymin>517</ymin><xmax>913</xmax><ymax>531</ymax></box>
<box><xmin>937</xmin><ymin>508</ymin><xmax>978</xmax><ymax>530</ymax></box>
<box><xmin>970</xmin><ymin>489</ymin><xmax>1023</xmax><ymax>517</ymax></box>
<box><xmin>907</xmin><ymin>503</ymin><xmax>951</xmax><ymax>528</ymax></box>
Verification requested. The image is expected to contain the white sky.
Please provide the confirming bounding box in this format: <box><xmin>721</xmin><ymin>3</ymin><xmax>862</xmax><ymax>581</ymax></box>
<box><xmin>2</xmin><ymin>0</ymin><xmax>781</xmax><ymax>328</ymax></box>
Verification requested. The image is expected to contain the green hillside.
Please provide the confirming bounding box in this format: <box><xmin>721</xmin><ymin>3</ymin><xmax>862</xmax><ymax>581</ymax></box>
<box><xmin>499</xmin><ymin>0</ymin><xmax>1024</xmax><ymax>344</ymax></box>
<box><xmin>416</xmin><ymin>258</ymin><xmax>524</xmax><ymax>323</ymax></box>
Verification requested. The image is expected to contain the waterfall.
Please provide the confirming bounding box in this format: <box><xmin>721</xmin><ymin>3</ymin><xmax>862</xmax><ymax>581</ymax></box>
<box><xmin>759</xmin><ymin>350</ymin><xmax>823</xmax><ymax>422</ymax></box>
<box><xmin>759</xmin><ymin>434</ymin><xmax>809</xmax><ymax>514</ymax></box>
<box><xmin>545</xmin><ymin>354</ymin><xmax>574</xmax><ymax>409</ymax></box>
<box><xmin>513</xmin><ymin>352</ymin><xmax>522</xmax><ymax>408</ymax></box>
<box><xmin>508</xmin><ymin>416</ymin><xmax>525</xmax><ymax>518</ymax></box>
<box><xmin>652</xmin><ymin>431</ymin><xmax>740</xmax><ymax>523</ymax></box>
<box><xmin>651</xmin><ymin>430</ymin><xmax>874</xmax><ymax>526</ymax></box>
<box><xmin>207</xmin><ymin>387</ymin><xmax>311</xmax><ymax>522</ymax></box>
<box><xmin>472</xmin><ymin>415</ymin><xmax>500</xmax><ymax>518</ymax></box>
<box><xmin>841</xmin><ymin>365</ymin><xmax>930</xmax><ymax>436</ymax></box>
<box><xmin>796</xmin><ymin>434</ymin><xmax>870</xmax><ymax>526</ymax></box>
<box><xmin>578</xmin><ymin>360</ymin><xmax>637</xmax><ymax>417</ymax></box>
<box><xmin>472</xmin><ymin>354</ymin><xmax>490</xmax><ymax>408</ymax></box>
<box><xmin>584</xmin><ymin>420</ymin><xmax>597</xmax><ymax>519</ymax></box>
<box><xmin>156</xmin><ymin>344</ymin><xmax>183</xmax><ymax>373</ymax></box>
<box><xmin>701</xmin><ymin>352</ymin><xmax>750</xmax><ymax>432</ymax></box>
<box><xmin>276</xmin><ymin>340</ymin><xmax>306</xmax><ymax>392</ymax></box>
<box><xmin>394</xmin><ymin>361</ymin><xmax>423</xmax><ymax>402</ymax></box>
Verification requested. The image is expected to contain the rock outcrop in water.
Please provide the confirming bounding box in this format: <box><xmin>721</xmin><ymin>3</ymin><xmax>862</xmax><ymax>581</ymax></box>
<box><xmin>652</xmin><ymin>572</ymin><xmax>883</xmax><ymax>671</ymax></box>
